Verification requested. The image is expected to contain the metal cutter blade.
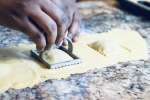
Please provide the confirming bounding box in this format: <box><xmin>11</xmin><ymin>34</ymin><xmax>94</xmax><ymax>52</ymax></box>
<box><xmin>31</xmin><ymin>38</ymin><xmax>82</xmax><ymax>69</ymax></box>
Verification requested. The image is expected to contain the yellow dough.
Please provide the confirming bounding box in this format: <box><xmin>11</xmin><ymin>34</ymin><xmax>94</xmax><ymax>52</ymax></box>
<box><xmin>0</xmin><ymin>29</ymin><xmax>148</xmax><ymax>93</ymax></box>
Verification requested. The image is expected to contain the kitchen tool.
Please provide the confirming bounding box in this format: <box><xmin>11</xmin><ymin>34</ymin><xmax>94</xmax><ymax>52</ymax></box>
<box><xmin>118</xmin><ymin>0</ymin><xmax>150</xmax><ymax>18</ymax></box>
<box><xmin>31</xmin><ymin>38</ymin><xmax>82</xmax><ymax>69</ymax></box>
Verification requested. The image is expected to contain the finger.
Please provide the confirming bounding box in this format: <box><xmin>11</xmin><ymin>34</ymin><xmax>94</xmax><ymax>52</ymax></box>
<box><xmin>69</xmin><ymin>11</ymin><xmax>80</xmax><ymax>42</ymax></box>
<box><xmin>12</xmin><ymin>16</ymin><xmax>46</xmax><ymax>50</ymax></box>
<box><xmin>41</xmin><ymin>2</ymin><xmax>70</xmax><ymax>45</ymax></box>
<box><xmin>25</xmin><ymin>20</ymin><xmax>46</xmax><ymax>50</ymax></box>
<box><xmin>62</xmin><ymin>31</ymin><xmax>69</xmax><ymax>46</ymax></box>
<box><xmin>51</xmin><ymin>0</ymin><xmax>74</xmax><ymax>23</ymax></box>
<box><xmin>28</xmin><ymin>8</ymin><xmax>57</xmax><ymax>50</ymax></box>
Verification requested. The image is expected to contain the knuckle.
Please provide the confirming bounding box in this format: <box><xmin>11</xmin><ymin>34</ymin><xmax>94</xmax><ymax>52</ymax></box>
<box><xmin>32</xmin><ymin>33</ymin><xmax>43</xmax><ymax>41</ymax></box>
<box><xmin>74</xmin><ymin>15</ymin><xmax>79</xmax><ymax>22</ymax></box>
<box><xmin>59</xmin><ymin>15</ymin><xmax>68</xmax><ymax>27</ymax></box>
<box><xmin>13</xmin><ymin>17</ymin><xmax>27</xmax><ymax>32</ymax></box>
<box><xmin>16</xmin><ymin>2</ymin><xmax>27</xmax><ymax>11</ymax></box>
<box><xmin>48</xmin><ymin>22</ymin><xmax>57</xmax><ymax>32</ymax></box>
<box><xmin>67</xmin><ymin>15</ymin><xmax>72</xmax><ymax>26</ymax></box>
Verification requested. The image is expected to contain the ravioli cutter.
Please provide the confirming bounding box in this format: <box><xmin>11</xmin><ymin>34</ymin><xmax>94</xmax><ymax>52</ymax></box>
<box><xmin>31</xmin><ymin>38</ymin><xmax>82</xmax><ymax>69</ymax></box>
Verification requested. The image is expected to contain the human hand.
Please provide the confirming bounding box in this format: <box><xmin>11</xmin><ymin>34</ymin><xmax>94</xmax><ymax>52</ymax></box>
<box><xmin>0</xmin><ymin>0</ymin><xmax>80</xmax><ymax>51</ymax></box>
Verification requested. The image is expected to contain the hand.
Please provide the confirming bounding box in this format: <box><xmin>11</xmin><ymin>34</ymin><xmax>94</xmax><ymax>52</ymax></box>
<box><xmin>0</xmin><ymin>0</ymin><xmax>80</xmax><ymax>51</ymax></box>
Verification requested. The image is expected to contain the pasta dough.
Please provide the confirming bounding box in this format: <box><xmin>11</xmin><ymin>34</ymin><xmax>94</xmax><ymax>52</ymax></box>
<box><xmin>0</xmin><ymin>29</ymin><xmax>148</xmax><ymax>93</ymax></box>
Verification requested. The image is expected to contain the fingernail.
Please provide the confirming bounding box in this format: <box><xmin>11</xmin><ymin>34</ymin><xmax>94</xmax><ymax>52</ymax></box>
<box><xmin>56</xmin><ymin>40</ymin><xmax>63</xmax><ymax>47</ymax></box>
<box><xmin>73</xmin><ymin>36</ymin><xmax>78</xmax><ymax>42</ymax></box>
<box><xmin>63</xmin><ymin>39</ymin><xmax>68</xmax><ymax>46</ymax></box>
<box><xmin>68</xmin><ymin>34</ymin><xmax>73</xmax><ymax>39</ymax></box>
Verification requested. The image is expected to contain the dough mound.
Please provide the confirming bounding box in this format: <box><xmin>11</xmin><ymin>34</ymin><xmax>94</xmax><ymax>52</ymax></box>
<box><xmin>88</xmin><ymin>38</ymin><xmax>122</xmax><ymax>57</ymax></box>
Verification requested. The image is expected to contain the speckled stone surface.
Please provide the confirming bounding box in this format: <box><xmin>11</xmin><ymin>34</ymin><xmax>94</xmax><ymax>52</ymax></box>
<box><xmin>0</xmin><ymin>1</ymin><xmax>150</xmax><ymax>100</ymax></box>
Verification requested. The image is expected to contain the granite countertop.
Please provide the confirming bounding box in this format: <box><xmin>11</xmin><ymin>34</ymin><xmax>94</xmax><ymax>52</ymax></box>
<box><xmin>0</xmin><ymin>1</ymin><xmax>150</xmax><ymax>100</ymax></box>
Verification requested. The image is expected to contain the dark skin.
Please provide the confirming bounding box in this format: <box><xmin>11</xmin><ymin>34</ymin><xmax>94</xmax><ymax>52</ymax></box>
<box><xmin>0</xmin><ymin>0</ymin><xmax>80</xmax><ymax>51</ymax></box>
